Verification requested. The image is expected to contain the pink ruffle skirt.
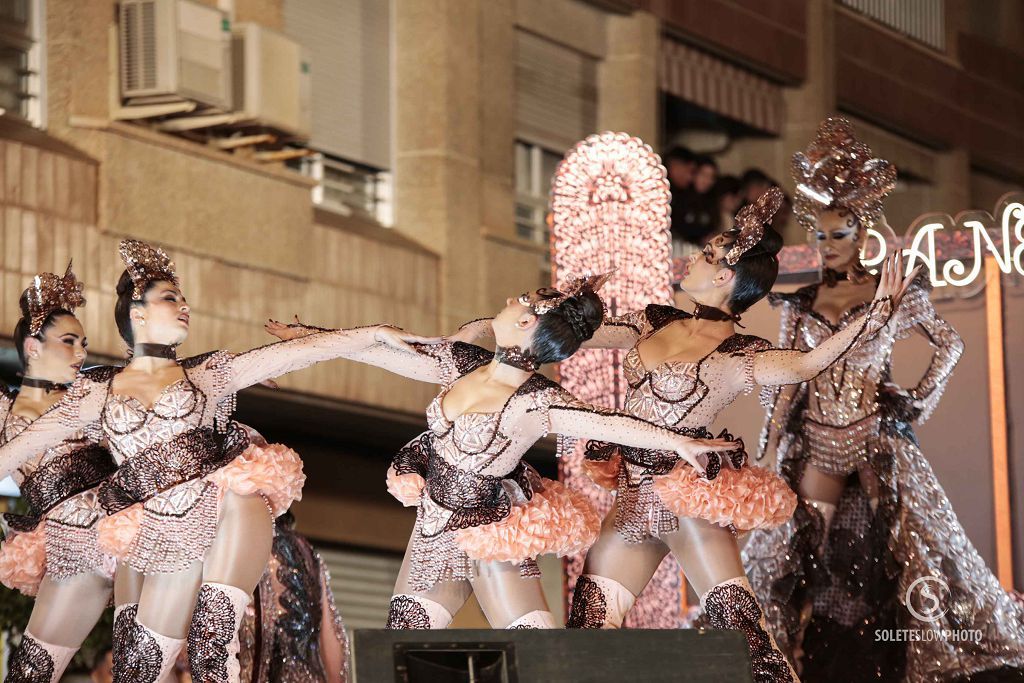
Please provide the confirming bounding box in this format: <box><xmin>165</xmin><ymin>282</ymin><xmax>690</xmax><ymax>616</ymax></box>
<box><xmin>651</xmin><ymin>461</ymin><xmax>796</xmax><ymax>532</ymax></box>
<box><xmin>454</xmin><ymin>477</ymin><xmax>601</xmax><ymax>563</ymax></box>
<box><xmin>96</xmin><ymin>442</ymin><xmax>305</xmax><ymax>565</ymax></box>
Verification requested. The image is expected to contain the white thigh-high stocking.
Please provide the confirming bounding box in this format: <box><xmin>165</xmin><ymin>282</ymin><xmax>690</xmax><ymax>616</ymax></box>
<box><xmin>506</xmin><ymin>610</ymin><xmax>559</xmax><ymax>629</ymax></box>
<box><xmin>566</xmin><ymin>574</ymin><xmax>637</xmax><ymax>629</ymax></box>
<box><xmin>386</xmin><ymin>594</ymin><xmax>454</xmax><ymax>629</ymax></box>
<box><xmin>186</xmin><ymin>582</ymin><xmax>251</xmax><ymax>683</ymax></box>
<box><xmin>4</xmin><ymin>630</ymin><xmax>77</xmax><ymax>683</ymax></box>
<box><xmin>111</xmin><ymin>603</ymin><xmax>186</xmax><ymax>683</ymax></box>
<box><xmin>701</xmin><ymin>576</ymin><xmax>800</xmax><ymax>683</ymax></box>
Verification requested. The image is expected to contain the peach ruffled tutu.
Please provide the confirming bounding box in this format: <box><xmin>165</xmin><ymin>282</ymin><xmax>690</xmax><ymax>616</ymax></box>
<box><xmin>386</xmin><ymin>470</ymin><xmax>426</xmax><ymax>507</ymax></box>
<box><xmin>581</xmin><ymin>451</ymin><xmax>621</xmax><ymax>491</ymax></box>
<box><xmin>652</xmin><ymin>461</ymin><xmax>797</xmax><ymax>531</ymax></box>
<box><xmin>455</xmin><ymin>477</ymin><xmax>602</xmax><ymax>562</ymax></box>
<box><xmin>0</xmin><ymin>526</ymin><xmax>47</xmax><ymax>596</ymax></box>
<box><xmin>97</xmin><ymin>442</ymin><xmax>305</xmax><ymax>561</ymax></box>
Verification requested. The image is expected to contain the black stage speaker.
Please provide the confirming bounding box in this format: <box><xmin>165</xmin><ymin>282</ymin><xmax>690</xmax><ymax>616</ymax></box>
<box><xmin>353</xmin><ymin>629</ymin><xmax>754</xmax><ymax>682</ymax></box>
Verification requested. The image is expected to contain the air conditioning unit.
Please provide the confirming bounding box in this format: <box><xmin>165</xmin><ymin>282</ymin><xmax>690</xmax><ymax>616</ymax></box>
<box><xmin>119</xmin><ymin>0</ymin><xmax>231</xmax><ymax>108</ymax></box>
<box><xmin>231</xmin><ymin>23</ymin><xmax>311</xmax><ymax>140</ymax></box>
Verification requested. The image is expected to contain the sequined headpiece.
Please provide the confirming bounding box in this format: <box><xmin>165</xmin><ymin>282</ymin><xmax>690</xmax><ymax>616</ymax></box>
<box><xmin>791</xmin><ymin>116</ymin><xmax>897</xmax><ymax>232</ymax></box>
<box><xmin>24</xmin><ymin>262</ymin><xmax>86</xmax><ymax>335</ymax></box>
<box><xmin>119</xmin><ymin>239</ymin><xmax>178</xmax><ymax>299</ymax></box>
<box><xmin>723</xmin><ymin>187</ymin><xmax>784</xmax><ymax>266</ymax></box>
<box><xmin>522</xmin><ymin>271</ymin><xmax>614</xmax><ymax>315</ymax></box>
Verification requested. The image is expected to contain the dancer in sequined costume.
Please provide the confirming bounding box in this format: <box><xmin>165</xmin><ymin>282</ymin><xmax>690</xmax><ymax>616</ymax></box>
<box><xmin>267</xmin><ymin>274</ymin><xmax>738</xmax><ymax>631</ymax></box>
<box><xmin>0</xmin><ymin>239</ymin><xmax>435</xmax><ymax>683</ymax></box>
<box><xmin>741</xmin><ymin>117</ymin><xmax>1024</xmax><ymax>682</ymax></box>
<box><xmin>0</xmin><ymin>265</ymin><xmax>118</xmax><ymax>683</ymax></box>
<box><xmin>237</xmin><ymin>511</ymin><xmax>349</xmax><ymax>683</ymax></box>
<box><xmin>454</xmin><ymin>190</ymin><xmax>916</xmax><ymax>683</ymax></box>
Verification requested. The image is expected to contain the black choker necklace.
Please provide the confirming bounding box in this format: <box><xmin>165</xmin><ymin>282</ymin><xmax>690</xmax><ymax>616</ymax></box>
<box><xmin>133</xmin><ymin>343</ymin><xmax>177</xmax><ymax>360</ymax></box>
<box><xmin>495</xmin><ymin>346</ymin><xmax>539</xmax><ymax>372</ymax></box>
<box><xmin>822</xmin><ymin>268</ymin><xmax>849</xmax><ymax>288</ymax></box>
<box><xmin>692</xmin><ymin>303</ymin><xmax>742</xmax><ymax>324</ymax></box>
<box><xmin>21</xmin><ymin>377</ymin><xmax>71</xmax><ymax>393</ymax></box>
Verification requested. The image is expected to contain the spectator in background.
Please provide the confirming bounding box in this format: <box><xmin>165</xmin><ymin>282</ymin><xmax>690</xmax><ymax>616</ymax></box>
<box><xmin>739</xmin><ymin>168</ymin><xmax>774</xmax><ymax>208</ymax></box>
<box><xmin>664</xmin><ymin>145</ymin><xmax>697</xmax><ymax>192</ymax></box>
<box><xmin>673</xmin><ymin>154</ymin><xmax>719</xmax><ymax>246</ymax></box>
<box><xmin>713</xmin><ymin>174</ymin><xmax>743</xmax><ymax>232</ymax></box>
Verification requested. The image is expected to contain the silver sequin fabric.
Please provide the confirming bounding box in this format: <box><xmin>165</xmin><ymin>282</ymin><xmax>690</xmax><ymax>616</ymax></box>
<box><xmin>743</xmin><ymin>279</ymin><xmax>1024</xmax><ymax>681</ymax></box>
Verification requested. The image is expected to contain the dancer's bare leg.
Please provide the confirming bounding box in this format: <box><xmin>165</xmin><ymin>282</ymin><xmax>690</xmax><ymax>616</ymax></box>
<box><xmin>472</xmin><ymin>561</ymin><xmax>555</xmax><ymax>628</ymax></box>
<box><xmin>663</xmin><ymin>517</ymin><xmax>799</xmax><ymax>683</ymax></box>
<box><xmin>386</xmin><ymin>533</ymin><xmax>473</xmax><ymax>629</ymax></box>
<box><xmin>6</xmin><ymin>572</ymin><xmax>113</xmax><ymax>682</ymax></box>
<box><xmin>112</xmin><ymin>562</ymin><xmax>202</xmax><ymax>683</ymax></box>
<box><xmin>188</xmin><ymin>492</ymin><xmax>275</xmax><ymax>683</ymax></box>
<box><xmin>567</xmin><ymin>502</ymin><xmax>669</xmax><ymax>628</ymax></box>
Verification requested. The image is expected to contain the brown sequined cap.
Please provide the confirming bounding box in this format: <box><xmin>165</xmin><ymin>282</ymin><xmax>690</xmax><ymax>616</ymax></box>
<box><xmin>25</xmin><ymin>261</ymin><xmax>86</xmax><ymax>335</ymax></box>
<box><xmin>119</xmin><ymin>239</ymin><xmax>179</xmax><ymax>299</ymax></box>
<box><xmin>791</xmin><ymin>116</ymin><xmax>897</xmax><ymax>232</ymax></box>
<box><xmin>724</xmin><ymin>187</ymin><xmax>785</xmax><ymax>266</ymax></box>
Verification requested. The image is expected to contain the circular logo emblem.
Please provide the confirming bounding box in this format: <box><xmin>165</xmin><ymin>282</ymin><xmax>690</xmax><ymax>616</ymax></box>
<box><xmin>906</xmin><ymin>576</ymin><xmax>949</xmax><ymax>623</ymax></box>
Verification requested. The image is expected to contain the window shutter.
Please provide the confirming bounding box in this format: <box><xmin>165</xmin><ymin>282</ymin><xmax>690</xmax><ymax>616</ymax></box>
<box><xmin>515</xmin><ymin>30</ymin><xmax>597</xmax><ymax>152</ymax></box>
<box><xmin>284</xmin><ymin>0</ymin><xmax>390</xmax><ymax>168</ymax></box>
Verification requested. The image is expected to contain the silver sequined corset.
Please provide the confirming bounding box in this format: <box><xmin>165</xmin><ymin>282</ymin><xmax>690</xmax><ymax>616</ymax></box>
<box><xmin>0</xmin><ymin>414</ymin><xmax>114</xmax><ymax>531</ymax></box>
<box><xmin>97</xmin><ymin>378</ymin><xmax>247</xmax><ymax>514</ymax></box>
<box><xmin>797</xmin><ymin>306</ymin><xmax>895</xmax><ymax>475</ymax></box>
<box><xmin>412</xmin><ymin>392</ymin><xmax>530</xmax><ymax>537</ymax></box>
<box><xmin>622</xmin><ymin>346</ymin><xmax>703</xmax><ymax>431</ymax></box>
<box><xmin>799</xmin><ymin>305</ymin><xmax>893</xmax><ymax>429</ymax></box>
<box><xmin>102</xmin><ymin>378</ymin><xmax>207</xmax><ymax>464</ymax></box>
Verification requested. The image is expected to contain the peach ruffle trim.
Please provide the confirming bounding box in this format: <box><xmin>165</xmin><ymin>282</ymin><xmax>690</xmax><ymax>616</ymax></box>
<box><xmin>652</xmin><ymin>462</ymin><xmax>796</xmax><ymax>531</ymax></box>
<box><xmin>386</xmin><ymin>470</ymin><xmax>425</xmax><ymax>507</ymax></box>
<box><xmin>455</xmin><ymin>477</ymin><xmax>601</xmax><ymax>562</ymax></box>
<box><xmin>0</xmin><ymin>526</ymin><xmax>47</xmax><ymax>596</ymax></box>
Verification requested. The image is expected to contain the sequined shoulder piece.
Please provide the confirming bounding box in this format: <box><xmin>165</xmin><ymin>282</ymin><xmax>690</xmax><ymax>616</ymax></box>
<box><xmin>767</xmin><ymin>285</ymin><xmax>816</xmax><ymax>312</ymax></box>
<box><xmin>451</xmin><ymin>342</ymin><xmax>494</xmax><ymax>377</ymax></box>
<box><xmin>180</xmin><ymin>350</ymin><xmax>227</xmax><ymax>370</ymax></box>
<box><xmin>718</xmin><ymin>334</ymin><xmax>774</xmax><ymax>355</ymax></box>
<box><xmin>80</xmin><ymin>364</ymin><xmax>121</xmax><ymax>383</ymax></box>
<box><xmin>516</xmin><ymin>373</ymin><xmax>561</xmax><ymax>397</ymax></box>
<box><xmin>644</xmin><ymin>303</ymin><xmax>690</xmax><ymax>331</ymax></box>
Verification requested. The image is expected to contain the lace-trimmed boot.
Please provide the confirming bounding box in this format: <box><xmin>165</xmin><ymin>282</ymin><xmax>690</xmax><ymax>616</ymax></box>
<box><xmin>386</xmin><ymin>594</ymin><xmax>454</xmax><ymax>629</ymax></box>
<box><xmin>186</xmin><ymin>582</ymin><xmax>251</xmax><ymax>683</ymax></box>
<box><xmin>566</xmin><ymin>574</ymin><xmax>636</xmax><ymax>629</ymax></box>
<box><xmin>5</xmin><ymin>631</ymin><xmax>77</xmax><ymax>683</ymax></box>
<box><xmin>702</xmin><ymin>576</ymin><xmax>800</xmax><ymax>683</ymax></box>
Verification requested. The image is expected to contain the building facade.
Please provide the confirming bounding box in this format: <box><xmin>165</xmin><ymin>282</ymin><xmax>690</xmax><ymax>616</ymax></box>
<box><xmin>1</xmin><ymin>0</ymin><xmax>1022</xmax><ymax>631</ymax></box>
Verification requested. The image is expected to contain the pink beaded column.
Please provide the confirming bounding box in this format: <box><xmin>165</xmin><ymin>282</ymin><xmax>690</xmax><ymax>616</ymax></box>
<box><xmin>550</xmin><ymin>132</ymin><xmax>681</xmax><ymax>627</ymax></box>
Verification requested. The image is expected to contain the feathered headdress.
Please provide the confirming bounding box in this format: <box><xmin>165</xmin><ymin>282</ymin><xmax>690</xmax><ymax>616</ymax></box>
<box><xmin>25</xmin><ymin>262</ymin><xmax>86</xmax><ymax>335</ymax></box>
<box><xmin>119</xmin><ymin>239</ymin><xmax>179</xmax><ymax>299</ymax></box>
<box><xmin>791</xmin><ymin>116</ymin><xmax>897</xmax><ymax>232</ymax></box>
<box><xmin>723</xmin><ymin>187</ymin><xmax>785</xmax><ymax>266</ymax></box>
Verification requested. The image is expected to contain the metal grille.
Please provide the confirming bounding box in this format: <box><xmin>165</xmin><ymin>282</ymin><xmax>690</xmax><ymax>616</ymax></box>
<box><xmin>840</xmin><ymin>0</ymin><xmax>946</xmax><ymax>51</ymax></box>
<box><xmin>315</xmin><ymin>545</ymin><xmax>402</xmax><ymax>631</ymax></box>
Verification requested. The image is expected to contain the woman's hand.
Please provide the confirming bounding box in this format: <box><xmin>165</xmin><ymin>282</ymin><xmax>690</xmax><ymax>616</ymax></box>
<box><xmin>265</xmin><ymin>316</ymin><xmax>319</xmax><ymax>342</ymax></box>
<box><xmin>372</xmin><ymin>325</ymin><xmax>447</xmax><ymax>353</ymax></box>
<box><xmin>873</xmin><ymin>251</ymin><xmax>921</xmax><ymax>308</ymax></box>
<box><xmin>674</xmin><ymin>436</ymin><xmax>741</xmax><ymax>478</ymax></box>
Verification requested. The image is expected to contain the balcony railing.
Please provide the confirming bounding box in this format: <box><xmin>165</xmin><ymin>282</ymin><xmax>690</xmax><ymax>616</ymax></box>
<box><xmin>293</xmin><ymin>154</ymin><xmax>393</xmax><ymax>227</ymax></box>
<box><xmin>840</xmin><ymin>0</ymin><xmax>946</xmax><ymax>51</ymax></box>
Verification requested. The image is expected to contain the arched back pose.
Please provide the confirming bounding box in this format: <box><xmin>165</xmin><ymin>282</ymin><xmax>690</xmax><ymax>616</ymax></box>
<box><xmin>553</xmin><ymin>190</ymin><xmax>911</xmax><ymax>683</ymax></box>
<box><xmin>742</xmin><ymin>117</ymin><xmax>1024</xmax><ymax>681</ymax></box>
<box><xmin>450</xmin><ymin>190</ymin><xmax>913</xmax><ymax>681</ymax></box>
<box><xmin>268</xmin><ymin>275</ymin><xmax>738</xmax><ymax>630</ymax></box>
<box><xmin>0</xmin><ymin>265</ymin><xmax>118</xmax><ymax>683</ymax></box>
<box><xmin>0</xmin><ymin>240</ymin><xmax>438</xmax><ymax>683</ymax></box>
